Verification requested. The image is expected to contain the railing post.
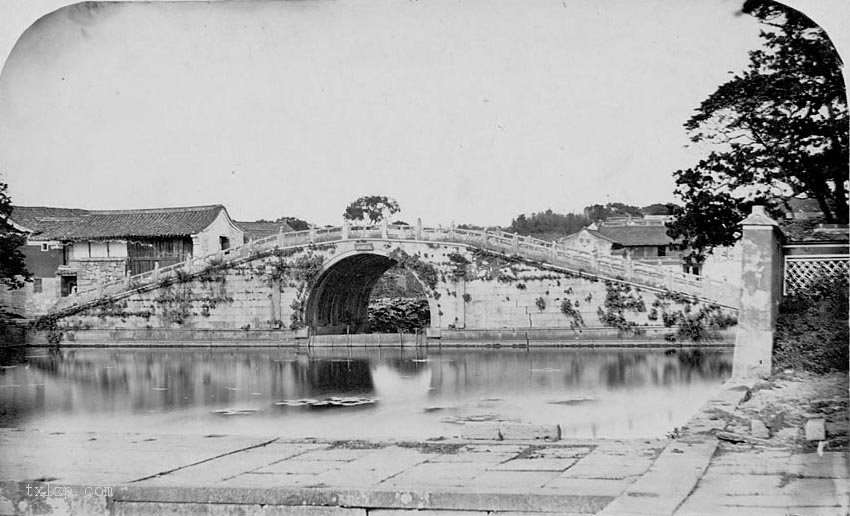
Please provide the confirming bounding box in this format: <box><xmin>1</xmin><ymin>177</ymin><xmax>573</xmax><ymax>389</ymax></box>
<box><xmin>624</xmin><ymin>255</ymin><xmax>633</xmax><ymax>280</ymax></box>
<box><xmin>450</xmin><ymin>221</ymin><xmax>456</xmax><ymax>240</ymax></box>
<box><xmin>512</xmin><ymin>233</ymin><xmax>519</xmax><ymax>254</ymax></box>
<box><xmin>154</xmin><ymin>261</ymin><xmax>160</xmax><ymax>282</ymax></box>
<box><xmin>590</xmin><ymin>249</ymin><xmax>599</xmax><ymax>270</ymax></box>
<box><xmin>733</xmin><ymin>205</ymin><xmax>785</xmax><ymax>379</ymax></box>
<box><xmin>342</xmin><ymin>220</ymin><xmax>350</xmax><ymax>240</ymax></box>
<box><xmin>416</xmin><ymin>218</ymin><xmax>422</xmax><ymax>240</ymax></box>
<box><xmin>381</xmin><ymin>217</ymin><xmax>389</xmax><ymax>239</ymax></box>
<box><xmin>309</xmin><ymin>227</ymin><xmax>316</xmax><ymax>243</ymax></box>
<box><xmin>666</xmin><ymin>269</ymin><xmax>674</xmax><ymax>290</ymax></box>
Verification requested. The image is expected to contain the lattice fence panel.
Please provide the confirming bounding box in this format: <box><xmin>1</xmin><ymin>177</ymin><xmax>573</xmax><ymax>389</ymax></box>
<box><xmin>784</xmin><ymin>256</ymin><xmax>849</xmax><ymax>295</ymax></box>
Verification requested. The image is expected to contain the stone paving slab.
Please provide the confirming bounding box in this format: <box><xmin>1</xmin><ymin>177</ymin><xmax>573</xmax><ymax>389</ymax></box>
<box><xmin>676</xmin><ymin>451</ymin><xmax>850</xmax><ymax>516</ymax></box>
<box><xmin>597</xmin><ymin>438</ymin><xmax>718</xmax><ymax>516</ymax></box>
<box><xmin>114</xmin><ymin>502</ymin><xmax>366</xmax><ymax>516</ymax></box>
<box><xmin>540</xmin><ymin>477</ymin><xmax>635</xmax><ymax>497</ymax></box>
<box><xmin>381</xmin><ymin>462</ymin><xmax>488</xmax><ymax>488</ymax></box>
<box><xmin>0</xmin><ymin>428</ymin><xmax>275</xmax><ymax>485</ymax></box>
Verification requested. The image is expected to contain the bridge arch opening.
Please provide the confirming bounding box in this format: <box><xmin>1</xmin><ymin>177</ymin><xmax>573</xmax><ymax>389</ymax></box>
<box><xmin>305</xmin><ymin>252</ymin><xmax>433</xmax><ymax>335</ymax></box>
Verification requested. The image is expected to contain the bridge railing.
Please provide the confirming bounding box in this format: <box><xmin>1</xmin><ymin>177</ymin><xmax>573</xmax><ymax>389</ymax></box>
<box><xmin>51</xmin><ymin>221</ymin><xmax>740</xmax><ymax>314</ymax></box>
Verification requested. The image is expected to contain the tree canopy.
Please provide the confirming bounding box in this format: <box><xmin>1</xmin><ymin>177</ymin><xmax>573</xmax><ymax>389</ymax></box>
<box><xmin>668</xmin><ymin>0</ymin><xmax>848</xmax><ymax>261</ymax></box>
<box><xmin>507</xmin><ymin>202</ymin><xmax>675</xmax><ymax>239</ymax></box>
<box><xmin>0</xmin><ymin>182</ymin><xmax>30</xmax><ymax>289</ymax></box>
<box><xmin>343</xmin><ymin>195</ymin><xmax>400</xmax><ymax>224</ymax></box>
<box><xmin>583</xmin><ymin>203</ymin><xmax>645</xmax><ymax>222</ymax></box>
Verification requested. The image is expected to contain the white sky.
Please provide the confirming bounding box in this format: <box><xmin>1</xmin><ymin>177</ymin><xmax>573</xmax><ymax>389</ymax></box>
<box><xmin>0</xmin><ymin>0</ymin><xmax>844</xmax><ymax>226</ymax></box>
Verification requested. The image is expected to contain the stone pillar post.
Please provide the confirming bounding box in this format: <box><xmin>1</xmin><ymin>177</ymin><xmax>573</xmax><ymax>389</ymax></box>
<box><xmin>342</xmin><ymin>220</ymin><xmax>350</xmax><ymax>240</ymax></box>
<box><xmin>309</xmin><ymin>227</ymin><xmax>316</xmax><ymax>243</ymax></box>
<box><xmin>512</xmin><ymin>233</ymin><xmax>519</xmax><ymax>254</ymax></box>
<box><xmin>416</xmin><ymin>218</ymin><xmax>423</xmax><ymax>240</ymax></box>
<box><xmin>733</xmin><ymin>205</ymin><xmax>785</xmax><ymax>379</ymax></box>
<box><xmin>381</xmin><ymin>217</ymin><xmax>389</xmax><ymax>239</ymax></box>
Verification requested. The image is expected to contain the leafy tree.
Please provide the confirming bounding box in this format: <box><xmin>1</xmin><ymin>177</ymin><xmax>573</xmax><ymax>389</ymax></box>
<box><xmin>583</xmin><ymin>203</ymin><xmax>643</xmax><ymax>222</ymax></box>
<box><xmin>669</xmin><ymin>0</ymin><xmax>848</xmax><ymax>260</ymax></box>
<box><xmin>276</xmin><ymin>216</ymin><xmax>310</xmax><ymax>231</ymax></box>
<box><xmin>0</xmin><ymin>182</ymin><xmax>30</xmax><ymax>289</ymax></box>
<box><xmin>640</xmin><ymin>203</ymin><xmax>678</xmax><ymax>216</ymax></box>
<box><xmin>343</xmin><ymin>195</ymin><xmax>400</xmax><ymax>224</ymax></box>
<box><xmin>508</xmin><ymin>209</ymin><xmax>590</xmax><ymax>239</ymax></box>
<box><xmin>253</xmin><ymin>216</ymin><xmax>311</xmax><ymax>231</ymax></box>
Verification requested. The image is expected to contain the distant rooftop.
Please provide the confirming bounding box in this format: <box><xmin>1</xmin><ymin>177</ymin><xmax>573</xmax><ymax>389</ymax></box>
<box><xmin>234</xmin><ymin>221</ymin><xmax>295</xmax><ymax>241</ymax></box>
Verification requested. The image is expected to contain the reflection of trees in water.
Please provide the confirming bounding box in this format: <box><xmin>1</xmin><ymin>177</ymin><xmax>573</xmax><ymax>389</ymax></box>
<box><xmin>600</xmin><ymin>353</ymin><xmax>648</xmax><ymax>388</ymax></box>
<box><xmin>0</xmin><ymin>346</ymin><xmax>28</xmax><ymax>366</ymax></box>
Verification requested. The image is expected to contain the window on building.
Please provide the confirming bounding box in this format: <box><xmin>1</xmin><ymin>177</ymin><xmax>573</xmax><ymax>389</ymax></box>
<box><xmin>219</xmin><ymin>236</ymin><xmax>230</xmax><ymax>250</ymax></box>
<box><xmin>41</xmin><ymin>243</ymin><xmax>49</xmax><ymax>251</ymax></box>
<box><xmin>33</xmin><ymin>278</ymin><xmax>42</xmax><ymax>293</ymax></box>
<box><xmin>657</xmin><ymin>246</ymin><xmax>667</xmax><ymax>257</ymax></box>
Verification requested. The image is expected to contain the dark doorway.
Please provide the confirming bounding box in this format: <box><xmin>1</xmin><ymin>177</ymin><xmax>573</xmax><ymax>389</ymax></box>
<box><xmin>60</xmin><ymin>275</ymin><xmax>77</xmax><ymax>297</ymax></box>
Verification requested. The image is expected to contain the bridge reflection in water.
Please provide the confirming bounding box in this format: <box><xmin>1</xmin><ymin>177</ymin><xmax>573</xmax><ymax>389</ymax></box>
<box><xmin>0</xmin><ymin>347</ymin><xmax>731</xmax><ymax>439</ymax></box>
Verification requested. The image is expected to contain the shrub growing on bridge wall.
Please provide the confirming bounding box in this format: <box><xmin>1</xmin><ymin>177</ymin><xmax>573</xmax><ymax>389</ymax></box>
<box><xmin>596</xmin><ymin>282</ymin><xmax>647</xmax><ymax>337</ymax></box>
<box><xmin>389</xmin><ymin>248</ymin><xmax>439</xmax><ymax>291</ymax></box>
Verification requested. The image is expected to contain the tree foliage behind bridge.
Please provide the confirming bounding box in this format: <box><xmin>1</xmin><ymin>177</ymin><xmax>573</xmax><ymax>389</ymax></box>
<box><xmin>343</xmin><ymin>195</ymin><xmax>400</xmax><ymax>224</ymax></box>
<box><xmin>668</xmin><ymin>0</ymin><xmax>848</xmax><ymax>262</ymax></box>
<box><xmin>0</xmin><ymin>182</ymin><xmax>30</xmax><ymax>290</ymax></box>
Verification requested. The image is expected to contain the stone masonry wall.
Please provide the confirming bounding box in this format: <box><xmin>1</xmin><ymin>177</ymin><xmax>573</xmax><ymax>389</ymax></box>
<box><xmin>52</xmin><ymin>241</ymin><xmax>736</xmax><ymax>342</ymax></box>
<box><xmin>74</xmin><ymin>258</ymin><xmax>128</xmax><ymax>293</ymax></box>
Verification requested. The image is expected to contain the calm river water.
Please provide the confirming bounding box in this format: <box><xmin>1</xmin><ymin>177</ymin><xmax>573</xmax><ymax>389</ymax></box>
<box><xmin>0</xmin><ymin>346</ymin><xmax>732</xmax><ymax>439</ymax></box>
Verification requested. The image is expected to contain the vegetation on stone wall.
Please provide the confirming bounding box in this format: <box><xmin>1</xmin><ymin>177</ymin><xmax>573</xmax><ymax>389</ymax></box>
<box><xmin>651</xmin><ymin>291</ymin><xmax>737</xmax><ymax>342</ymax></box>
<box><xmin>774</xmin><ymin>275</ymin><xmax>848</xmax><ymax>373</ymax></box>
<box><xmin>596</xmin><ymin>281</ymin><xmax>647</xmax><ymax>336</ymax></box>
<box><xmin>284</xmin><ymin>253</ymin><xmax>327</xmax><ymax>330</ymax></box>
<box><xmin>389</xmin><ymin>248</ymin><xmax>439</xmax><ymax>291</ymax></box>
<box><xmin>32</xmin><ymin>314</ymin><xmax>63</xmax><ymax>344</ymax></box>
<box><xmin>560</xmin><ymin>299</ymin><xmax>584</xmax><ymax>329</ymax></box>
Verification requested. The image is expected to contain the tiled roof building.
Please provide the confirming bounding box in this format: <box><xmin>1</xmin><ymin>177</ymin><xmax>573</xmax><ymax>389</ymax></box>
<box><xmin>12</xmin><ymin>205</ymin><xmax>230</xmax><ymax>240</ymax></box>
<box><xmin>7</xmin><ymin>204</ymin><xmax>244</xmax><ymax>317</ymax></box>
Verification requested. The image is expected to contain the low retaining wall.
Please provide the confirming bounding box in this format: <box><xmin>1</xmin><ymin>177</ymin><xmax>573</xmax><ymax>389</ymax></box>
<box><xmin>434</xmin><ymin>327</ymin><xmax>734</xmax><ymax>347</ymax></box>
<box><xmin>24</xmin><ymin>326</ymin><xmax>735</xmax><ymax>347</ymax></box>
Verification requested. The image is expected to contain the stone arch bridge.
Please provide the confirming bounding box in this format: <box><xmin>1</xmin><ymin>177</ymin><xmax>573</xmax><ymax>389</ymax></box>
<box><xmin>44</xmin><ymin>222</ymin><xmax>740</xmax><ymax>341</ymax></box>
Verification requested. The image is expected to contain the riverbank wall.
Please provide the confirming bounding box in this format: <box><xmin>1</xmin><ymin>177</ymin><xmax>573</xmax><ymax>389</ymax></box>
<box><xmin>20</xmin><ymin>326</ymin><xmax>735</xmax><ymax>347</ymax></box>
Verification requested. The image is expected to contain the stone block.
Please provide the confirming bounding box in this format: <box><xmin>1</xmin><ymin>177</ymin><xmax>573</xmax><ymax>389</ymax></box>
<box><xmin>805</xmin><ymin>418</ymin><xmax>826</xmax><ymax>441</ymax></box>
<box><xmin>382</xmin><ymin>462</ymin><xmax>487</xmax><ymax>487</ymax></box>
<box><xmin>490</xmin><ymin>458</ymin><xmax>576</xmax><ymax>472</ymax></box>
<box><xmin>369</xmin><ymin>511</ymin><xmax>488</xmax><ymax>516</ymax></box>
<box><xmin>467</xmin><ymin>470</ymin><xmax>558</xmax><ymax>489</ymax></box>
<box><xmin>114</xmin><ymin>502</ymin><xmax>367</xmax><ymax>516</ymax></box>
<box><xmin>541</xmin><ymin>477</ymin><xmax>634</xmax><ymax>497</ymax></box>
<box><xmin>750</xmin><ymin>419</ymin><xmax>770</xmax><ymax>439</ymax></box>
<box><xmin>460</xmin><ymin>423</ymin><xmax>561</xmax><ymax>441</ymax></box>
